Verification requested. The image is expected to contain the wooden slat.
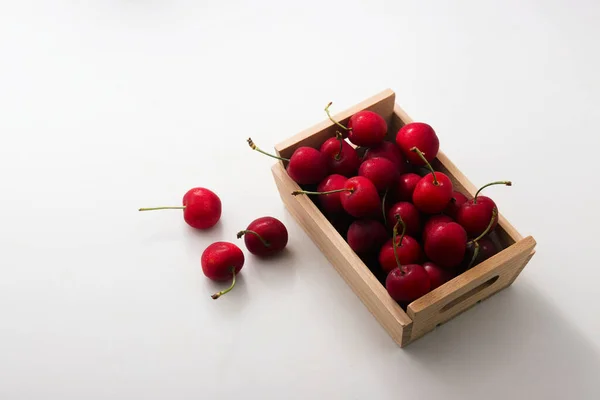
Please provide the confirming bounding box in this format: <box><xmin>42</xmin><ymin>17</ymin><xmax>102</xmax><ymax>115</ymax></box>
<box><xmin>406</xmin><ymin>236</ymin><xmax>536</xmax><ymax>343</ymax></box>
<box><xmin>271</xmin><ymin>162</ymin><xmax>413</xmax><ymax>346</ymax></box>
<box><xmin>274</xmin><ymin>89</ymin><xmax>396</xmax><ymax>160</ymax></box>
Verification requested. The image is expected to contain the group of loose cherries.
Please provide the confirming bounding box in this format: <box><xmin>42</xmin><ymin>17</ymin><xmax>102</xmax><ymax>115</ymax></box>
<box><xmin>246</xmin><ymin>102</ymin><xmax>511</xmax><ymax>307</ymax></box>
<box><xmin>139</xmin><ymin>189</ymin><xmax>289</xmax><ymax>299</ymax></box>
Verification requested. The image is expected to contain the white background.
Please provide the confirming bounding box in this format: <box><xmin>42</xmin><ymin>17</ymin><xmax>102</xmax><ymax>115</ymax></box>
<box><xmin>1</xmin><ymin>1</ymin><xmax>599</xmax><ymax>399</ymax></box>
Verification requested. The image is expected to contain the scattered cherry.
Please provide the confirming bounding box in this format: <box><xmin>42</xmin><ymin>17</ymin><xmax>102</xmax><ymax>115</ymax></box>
<box><xmin>386</xmin><ymin>201</ymin><xmax>421</xmax><ymax>237</ymax></box>
<box><xmin>248</xmin><ymin>138</ymin><xmax>328</xmax><ymax>185</ymax></box>
<box><xmin>237</xmin><ymin>216</ymin><xmax>288</xmax><ymax>257</ymax></box>
<box><xmin>379</xmin><ymin>215</ymin><xmax>423</xmax><ymax>273</ymax></box>
<box><xmin>325</xmin><ymin>102</ymin><xmax>387</xmax><ymax>147</ymax></box>
<box><xmin>201</xmin><ymin>242</ymin><xmax>245</xmax><ymax>299</ymax></box>
<box><xmin>362</xmin><ymin>141</ymin><xmax>408</xmax><ymax>173</ymax></box>
<box><xmin>424</xmin><ymin>222</ymin><xmax>467</xmax><ymax>269</ymax></box>
<box><xmin>395</xmin><ymin>122</ymin><xmax>439</xmax><ymax>166</ymax></box>
<box><xmin>292</xmin><ymin>174</ymin><xmax>347</xmax><ymax>215</ymax></box>
<box><xmin>139</xmin><ymin>187</ymin><xmax>222</xmax><ymax>229</ymax></box>
<box><xmin>347</xmin><ymin>219</ymin><xmax>388</xmax><ymax>256</ymax></box>
<box><xmin>410</xmin><ymin>147</ymin><xmax>453</xmax><ymax>214</ymax></box>
<box><xmin>456</xmin><ymin>181</ymin><xmax>511</xmax><ymax>238</ymax></box>
<box><xmin>319</xmin><ymin>131</ymin><xmax>360</xmax><ymax>177</ymax></box>
<box><xmin>444</xmin><ymin>191</ymin><xmax>468</xmax><ymax>219</ymax></box>
<box><xmin>358</xmin><ymin>157</ymin><xmax>398</xmax><ymax>192</ymax></box>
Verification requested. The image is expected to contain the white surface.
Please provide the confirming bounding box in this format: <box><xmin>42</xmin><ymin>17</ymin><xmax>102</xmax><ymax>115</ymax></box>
<box><xmin>1</xmin><ymin>1</ymin><xmax>599</xmax><ymax>399</ymax></box>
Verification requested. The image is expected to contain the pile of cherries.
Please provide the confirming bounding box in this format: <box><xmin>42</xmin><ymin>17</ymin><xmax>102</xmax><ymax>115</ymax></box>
<box><xmin>248</xmin><ymin>103</ymin><xmax>511</xmax><ymax>307</ymax></box>
<box><xmin>139</xmin><ymin>189</ymin><xmax>289</xmax><ymax>299</ymax></box>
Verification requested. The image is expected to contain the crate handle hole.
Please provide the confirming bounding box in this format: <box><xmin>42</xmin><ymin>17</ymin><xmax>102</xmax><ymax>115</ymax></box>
<box><xmin>440</xmin><ymin>275</ymin><xmax>499</xmax><ymax>313</ymax></box>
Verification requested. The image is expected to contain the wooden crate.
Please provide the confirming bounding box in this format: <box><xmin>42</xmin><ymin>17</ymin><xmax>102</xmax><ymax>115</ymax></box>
<box><xmin>270</xmin><ymin>89</ymin><xmax>536</xmax><ymax>347</ymax></box>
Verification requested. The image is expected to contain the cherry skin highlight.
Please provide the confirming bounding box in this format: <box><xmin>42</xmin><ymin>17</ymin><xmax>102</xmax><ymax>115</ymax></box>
<box><xmin>201</xmin><ymin>242</ymin><xmax>245</xmax><ymax>299</ymax></box>
<box><xmin>385</xmin><ymin>265</ymin><xmax>431</xmax><ymax>305</ymax></box>
<box><xmin>410</xmin><ymin>147</ymin><xmax>453</xmax><ymax>214</ymax></box>
<box><xmin>424</xmin><ymin>222</ymin><xmax>467</xmax><ymax>269</ymax></box>
<box><xmin>138</xmin><ymin>187</ymin><xmax>221</xmax><ymax>230</ymax></box>
<box><xmin>319</xmin><ymin>132</ymin><xmax>360</xmax><ymax>177</ymax></box>
<box><xmin>395</xmin><ymin>122</ymin><xmax>439</xmax><ymax>166</ymax></box>
<box><xmin>363</xmin><ymin>141</ymin><xmax>408</xmax><ymax>173</ymax></box>
<box><xmin>423</xmin><ymin>214</ymin><xmax>453</xmax><ymax>241</ymax></box>
<box><xmin>358</xmin><ymin>157</ymin><xmax>399</xmax><ymax>192</ymax></box>
<box><xmin>347</xmin><ymin>219</ymin><xmax>389</xmax><ymax>256</ymax></box>
<box><xmin>237</xmin><ymin>216</ymin><xmax>288</xmax><ymax>257</ymax></box>
<box><xmin>339</xmin><ymin>176</ymin><xmax>381</xmax><ymax>218</ymax></box>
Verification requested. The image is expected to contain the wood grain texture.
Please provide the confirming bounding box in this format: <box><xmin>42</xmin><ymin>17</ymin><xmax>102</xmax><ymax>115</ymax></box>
<box><xmin>406</xmin><ymin>236</ymin><xmax>536</xmax><ymax>342</ymax></box>
<box><xmin>271</xmin><ymin>162</ymin><xmax>414</xmax><ymax>346</ymax></box>
<box><xmin>274</xmin><ymin>89</ymin><xmax>396</xmax><ymax>160</ymax></box>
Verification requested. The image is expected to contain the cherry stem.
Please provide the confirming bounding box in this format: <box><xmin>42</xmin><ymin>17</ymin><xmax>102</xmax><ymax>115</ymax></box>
<box><xmin>392</xmin><ymin>214</ymin><xmax>407</xmax><ymax>274</ymax></box>
<box><xmin>237</xmin><ymin>229</ymin><xmax>270</xmax><ymax>247</ymax></box>
<box><xmin>468</xmin><ymin>207</ymin><xmax>499</xmax><ymax>245</ymax></box>
<box><xmin>325</xmin><ymin>102</ymin><xmax>350</xmax><ymax>131</ymax></box>
<box><xmin>138</xmin><ymin>206</ymin><xmax>185</xmax><ymax>211</ymax></box>
<box><xmin>410</xmin><ymin>147</ymin><xmax>438</xmax><ymax>185</ymax></box>
<box><xmin>211</xmin><ymin>267</ymin><xmax>237</xmax><ymax>300</ymax></box>
<box><xmin>467</xmin><ymin>241</ymin><xmax>480</xmax><ymax>270</ymax></box>
<box><xmin>382</xmin><ymin>188</ymin><xmax>389</xmax><ymax>225</ymax></box>
<box><xmin>334</xmin><ymin>131</ymin><xmax>344</xmax><ymax>161</ymax></box>
<box><xmin>474</xmin><ymin>181</ymin><xmax>512</xmax><ymax>203</ymax></box>
<box><xmin>247</xmin><ymin>138</ymin><xmax>290</xmax><ymax>162</ymax></box>
<box><xmin>291</xmin><ymin>188</ymin><xmax>353</xmax><ymax>196</ymax></box>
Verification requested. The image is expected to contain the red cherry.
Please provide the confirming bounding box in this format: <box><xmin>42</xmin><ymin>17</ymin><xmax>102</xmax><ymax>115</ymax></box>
<box><xmin>423</xmin><ymin>214</ymin><xmax>453</xmax><ymax>241</ymax></box>
<box><xmin>201</xmin><ymin>242</ymin><xmax>245</xmax><ymax>299</ymax></box>
<box><xmin>362</xmin><ymin>141</ymin><xmax>408</xmax><ymax>173</ymax></box>
<box><xmin>139</xmin><ymin>187</ymin><xmax>221</xmax><ymax>229</ymax></box>
<box><xmin>347</xmin><ymin>219</ymin><xmax>389</xmax><ymax>256</ymax></box>
<box><xmin>319</xmin><ymin>131</ymin><xmax>360</xmax><ymax>177</ymax></box>
<box><xmin>461</xmin><ymin>208</ymin><xmax>500</xmax><ymax>270</ymax></box>
<box><xmin>444</xmin><ymin>191</ymin><xmax>468</xmax><ymax>219</ymax></box>
<box><xmin>237</xmin><ymin>216</ymin><xmax>288</xmax><ymax>257</ymax></box>
<box><xmin>423</xmin><ymin>261</ymin><xmax>454</xmax><ymax>290</ymax></box>
<box><xmin>248</xmin><ymin>138</ymin><xmax>328</xmax><ymax>185</ymax></box>
<box><xmin>378</xmin><ymin>214</ymin><xmax>423</xmax><ymax>273</ymax></box>
<box><xmin>386</xmin><ymin>201</ymin><xmax>421</xmax><ymax>237</ymax></box>
<box><xmin>358</xmin><ymin>157</ymin><xmax>399</xmax><ymax>192</ymax></box>
<box><xmin>339</xmin><ymin>176</ymin><xmax>381</xmax><ymax>218</ymax></box>
<box><xmin>395</xmin><ymin>122</ymin><xmax>439</xmax><ymax>166</ymax></box>
<box><xmin>424</xmin><ymin>222</ymin><xmax>467</xmax><ymax>269</ymax></box>
<box><xmin>325</xmin><ymin>102</ymin><xmax>387</xmax><ymax>147</ymax></box>
<box><xmin>478</xmin><ymin>237</ymin><xmax>499</xmax><ymax>261</ymax></box>
<box><xmin>385</xmin><ymin>265</ymin><xmax>430</xmax><ymax>304</ymax></box>
<box><xmin>456</xmin><ymin>181</ymin><xmax>511</xmax><ymax>238</ymax></box>
<box><xmin>291</xmin><ymin>174</ymin><xmax>347</xmax><ymax>215</ymax></box>
<box><xmin>392</xmin><ymin>173</ymin><xmax>421</xmax><ymax>202</ymax></box>
<box><xmin>410</xmin><ymin>147</ymin><xmax>453</xmax><ymax>214</ymax></box>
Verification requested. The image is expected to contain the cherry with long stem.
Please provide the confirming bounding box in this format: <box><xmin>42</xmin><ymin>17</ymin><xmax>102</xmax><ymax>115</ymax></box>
<box><xmin>139</xmin><ymin>206</ymin><xmax>184</xmax><ymax>211</ymax></box>
<box><xmin>466</xmin><ymin>207</ymin><xmax>498</xmax><ymax>268</ymax></box>
<box><xmin>211</xmin><ymin>267</ymin><xmax>237</xmax><ymax>300</ymax></box>
<box><xmin>237</xmin><ymin>230</ymin><xmax>270</xmax><ymax>247</ymax></box>
<box><xmin>474</xmin><ymin>181</ymin><xmax>512</xmax><ymax>203</ymax></box>
<box><xmin>410</xmin><ymin>147</ymin><xmax>438</xmax><ymax>185</ymax></box>
<box><xmin>325</xmin><ymin>102</ymin><xmax>350</xmax><ymax>131</ymax></box>
<box><xmin>247</xmin><ymin>138</ymin><xmax>290</xmax><ymax>161</ymax></box>
<box><xmin>291</xmin><ymin>188</ymin><xmax>353</xmax><ymax>196</ymax></box>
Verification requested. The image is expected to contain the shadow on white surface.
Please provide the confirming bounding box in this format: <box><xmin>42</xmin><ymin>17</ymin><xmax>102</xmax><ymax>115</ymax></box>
<box><xmin>248</xmin><ymin>247</ymin><xmax>299</xmax><ymax>289</ymax></box>
<box><xmin>400</xmin><ymin>283</ymin><xmax>599</xmax><ymax>399</ymax></box>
